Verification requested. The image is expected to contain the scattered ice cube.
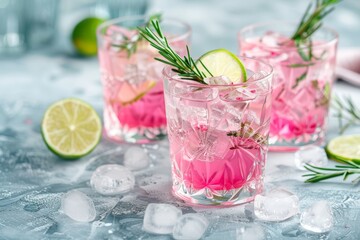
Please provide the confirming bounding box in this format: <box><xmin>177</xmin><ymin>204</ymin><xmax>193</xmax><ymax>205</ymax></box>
<box><xmin>294</xmin><ymin>145</ymin><xmax>328</xmax><ymax>170</ymax></box>
<box><xmin>254</xmin><ymin>188</ymin><xmax>299</xmax><ymax>221</ymax></box>
<box><xmin>204</xmin><ymin>75</ymin><xmax>232</xmax><ymax>85</ymax></box>
<box><xmin>143</xmin><ymin>203</ymin><xmax>182</xmax><ymax>234</ymax></box>
<box><xmin>90</xmin><ymin>164</ymin><xmax>135</xmax><ymax>195</ymax></box>
<box><xmin>123</xmin><ymin>146</ymin><xmax>149</xmax><ymax>171</ymax></box>
<box><xmin>300</xmin><ymin>201</ymin><xmax>334</xmax><ymax>233</ymax></box>
<box><xmin>61</xmin><ymin>190</ymin><xmax>96</xmax><ymax>222</ymax></box>
<box><xmin>236</xmin><ymin>223</ymin><xmax>266</xmax><ymax>240</ymax></box>
<box><xmin>172</xmin><ymin>213</ymin><xmax>208</xmax><ymax>240</ymax></box>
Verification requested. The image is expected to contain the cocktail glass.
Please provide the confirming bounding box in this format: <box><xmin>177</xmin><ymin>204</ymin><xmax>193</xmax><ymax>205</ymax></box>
<box><xmin>238</xmin><ymin>22</ymin><xmax>338</xmax><ymax>151</ymax></box>
<box><xmin>163</xmin><ymin>58</ymin><xmax>273</xmax><ymax>205</ymax></box>
<box><xmin>97</xmin><ymin>16</ymin><xmax>191</xmax><ymax>143</ymax></box>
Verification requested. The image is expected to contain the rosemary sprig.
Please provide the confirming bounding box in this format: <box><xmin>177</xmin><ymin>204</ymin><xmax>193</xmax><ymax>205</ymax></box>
<box><xmin>291</xmin><ymin>0</ymin><xmax>341</xmax><ymax>42</ymax></box>
<box><xmin>112</xmin><ymin>13</ymin><xmax>162</xmax><ymax>58</ymax></box>
<box><xmin>289</xmin><ymin>0</ymin><xmax>340</xmax><ymax>87</ymax></box>
<box><xmin>137</xmin><ymin>19</ymin><xmax>212</xmax><ymax>84</ymax></box>
<box><xmin>332</xmin><ymin>95</ymin><xmax>360</xmax><ymax>134</ymax></box>
<box><xmin>227</xmin><ymin>122</ymin><xmax>267</xmax><ymax>145</ymax></box>
<box><xmin>303</xmin><ymin>160</ymin><xmax>360</xmax><ymax>183</ymax></box>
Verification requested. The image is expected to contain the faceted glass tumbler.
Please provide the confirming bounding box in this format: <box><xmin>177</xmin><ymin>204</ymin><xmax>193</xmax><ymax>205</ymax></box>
<box><xmin>163</xmin><ymin>58</ymin><xmax>273</xmax><ymax>206</ymax></box>
<box><xmin>97</xmin><ymin>16</ymin><xmax>191</xmax><ymax>143</ymax></box>
<box><xmin>0</xmin><ymin>0</ymin><xmax>26</xmax><ymax>55</ymax></box>
<box><xmin>238</xmin><ymin>22</ymin><xmax>338</xmax><ymax>151</ymax></box>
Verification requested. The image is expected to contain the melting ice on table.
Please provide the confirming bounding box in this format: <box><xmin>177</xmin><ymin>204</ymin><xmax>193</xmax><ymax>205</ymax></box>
<box><xmin>206</xmin><ymin>223</ymin><xmax>265</xmax><ymax>240</ymax></box>
<box><xmin>300</xmin><ymin>200</ymin><xmax>334</xmax><ymax>233</ymax></box>
<box><xmin>123</xmin><ymin>146</ymin><xmax>149</xmax><ymax>171</ymax></box>
<box><xmin>61</xmin><ymin>189</ymin><xmax>96</xmax><ymax>222</ymax></box>
<box><xmin>254</xmin><ymin>188</ymin><xmax>299</xmax><ymax>221</ymax></box>
<box><xmin>142</xmin><ymin>203</ymin><xmax>182</xmax><ymax>234</ymax></box>
<box><xmin>90</xmin><ymin>164</ymin><xmax>135</xmax><ymax>195</ymax></box>
<box><xmin>172</xmin><ymin>213</ymin><xmax>208</xmax><ymax>240</ymax></box>
<box><xmin>294</xmin><ymin>145</ymin><xmax>328</xmax><ymax>170</ymax></box>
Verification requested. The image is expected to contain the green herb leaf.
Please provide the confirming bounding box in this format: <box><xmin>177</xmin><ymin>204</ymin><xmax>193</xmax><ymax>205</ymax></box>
<box><xmin>112</xmin><ymin>13</ymin><xmax>162</xmax><ymax>58</ymax></box>
<box><xmin>289</xmin><ymin>0</ymin><xmax>341</xmax><ymax>85</ymax></box>
<box><xmin>303</xmin><ymin>162</ymin><xmax>360</xmax><ymax>183</ymax></box>
<box><xmin>138</xmin><ymin>19</ymin><xmax>210</xmax><ymax>83</ymax></box>
<box><xmin>292</xmin><ymin>71</ymin><xmax>308</xmax><ymax>89</ymax></box>
<box><xmin>332</xmin><ymin>95</ymin><xmax>360</xmax><ymax>134</ymax></box>
<box><xmin>291</xmin><ymin>0</ymin><xmax>341</xmax><ymax>41</ymax></box>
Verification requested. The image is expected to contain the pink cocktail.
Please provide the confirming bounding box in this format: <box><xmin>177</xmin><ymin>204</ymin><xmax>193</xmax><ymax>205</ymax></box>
<box><xmin>97</xmin><ymin>16</ymin><xmax>190</xmax><ymax>143</ymax></box>
<box><xmin>239</xmin><ymin>22</ymin><xmax>338</xmax><ymax>151</ymax></box>
<box><xmin>163</xmin><ymin>58</ymin><xmax>273</xmax><ymax>205</ymax></box>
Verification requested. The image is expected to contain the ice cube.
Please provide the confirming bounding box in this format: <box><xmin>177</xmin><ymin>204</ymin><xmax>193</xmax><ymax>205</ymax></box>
<box><xmin>123</xmin><ymin>64</ymin><xmax>146</xmax><ymax>84</ymax></box>
<box><xmin>236</xmin><ymin>223</ymin><xmax>266</xmax><ymax>240</ymax></box>
<box><xmin>300</xmin><ymin>201</ymin><xmax>334</xmax><ymax>233</ymax></box>
<box><xmin>123</xmin><ymin>146</ymin><xmax>149</xmax><ymax>171</ymax></box>
<box><xmin>90</xmin><ymin>164</ymin><xmax>135</xmax><ymax>195</ymax></box>
<box><xmin>61</xmin><ymin>190</ymin><xmax>96</xmax><ymax>222</ymax></box>
<box><xmin>254</xmin><ymin>188</ymin><xmax>299</xmax><ymax>221</ymax></box>
<box><xmin>261</xmin><ymin>31</ymin><xmax>289</xmax><ymax>47</ymax></box>
<box><xmin>220</xmin><ymin>87</ymin><xmax>257</xmax><ymax>102</ymax></box>
<box><xmin>204</xmin><ymin>76</ymin><xmax>232</xmax><ymax>85</ymax></box>
<box><xmin>294</xmin><ymin>145</ymin><xmax>328</xmax><ymax>170</ymax></box>
<box><xmin>143</xmin><ymin>203</ymin><xmax>182</xmax><ymax>234</ymax></box>
<box><xmin>172</xmin><ymin>213</ymin><xmax>208</xmax><ymax>240</ymax></box>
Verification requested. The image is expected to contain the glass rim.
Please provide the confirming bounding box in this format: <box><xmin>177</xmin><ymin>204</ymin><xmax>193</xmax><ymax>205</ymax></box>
<box><xmin>238</xmin><ymin>21</ymin><xmax>339</xmax><ymax>51</ymax></box>
<box><xmin>97</xmin><ymin>15</ymin><xmax>192</xmax><ymax>43</ymax></box>
<box><xmin>162</xmin><ymin>56</ymin><xmax>273</xmax><ymax>88</ymax></box>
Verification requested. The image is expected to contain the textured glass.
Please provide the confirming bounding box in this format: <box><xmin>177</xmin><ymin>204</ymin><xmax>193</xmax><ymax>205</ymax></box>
<box><xmin>163</xmin><ymin>58</ymin><xmax>273</xmax><ymax>205</ymax></box>
<box><xmin>0</xmin><ymin>0</ymin><xmax>26</xmax><ymax>54</ymax></box>
<box><xmin>97</xmin><ymin>16</ymin><xmax>191</xmax><ymax>143</ymax></box>
<box><xmin>239</xmin><ymin>23</ymin><xmax>338</xmax><ymax>151</ymax></box>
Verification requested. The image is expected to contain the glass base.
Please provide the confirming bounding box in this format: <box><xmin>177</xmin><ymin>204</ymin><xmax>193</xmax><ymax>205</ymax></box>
<box><xmin>172</xmin><ymin>179</ymin><xmax>263</xmax><ymax>206</ymax></box>
<box><xmin>104</xmin><ymin>126</ymin><xmax>166</xmax><ymax>143</ymax></box>
<box><xmin>269</xmin><ymin>133</ymin><xmax>325</xmax><ymax>152</ymax></box>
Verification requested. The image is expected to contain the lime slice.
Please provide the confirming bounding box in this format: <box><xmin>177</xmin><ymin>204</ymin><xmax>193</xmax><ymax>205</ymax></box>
<box><xmin>195</xmin><ymin>48</ymin><xmax>247</xmax><ymax>83</ymax></box>
<box><xmin>326</xmin><ymin>135</ymin><xmax>360</xmax><ymax>164</ymax></box>
<box><xmin>71</xmin><ymin>17</ymin><xmax>105</xmax><ymax>56</ymax></box>
<box><xmin>42</xmin><ymin>98</ymin><xmax>102</xmax><ymax>159</ymax></box>
<box><xmin>115</xmin><ymin>80</ymin><xmax>156</xmax><ymax>106</ymax></box>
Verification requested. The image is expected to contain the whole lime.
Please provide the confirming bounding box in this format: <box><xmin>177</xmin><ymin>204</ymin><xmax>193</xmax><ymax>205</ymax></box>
<box><xmin>71</xmin><ymin>17</ymin><xmax>105</xmax><ymax>56</ymax></box>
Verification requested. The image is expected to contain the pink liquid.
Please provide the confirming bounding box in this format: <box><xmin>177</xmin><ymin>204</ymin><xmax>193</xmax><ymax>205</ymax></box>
<box><xmin>171</xmin><ymin>132</ymin><xmax>263</xmax><ymax>191</ymax></box>
<box><xmin>108</xmin><ymin>81</ymin><xmax>167</xmax><ymax>129</ymax></box>
<box><xmin>98</xmin><ymin>26</ymin><xmax>188</xmax><ymax>141</ymax></box>
<box><xmin>240</xmin><ymin>33</ymin><xmax>337</xmax><ymax>147</ymax></box>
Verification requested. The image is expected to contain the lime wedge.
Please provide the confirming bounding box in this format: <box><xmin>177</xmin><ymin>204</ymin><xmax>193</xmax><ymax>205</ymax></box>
<box><xmin>42</xmin><ymin>98</ymin><xmax>102</xmax><ymax>159</ymax></box>
<box><xmin>71</xmin><ymin>17</ymin><xmax>105</xmax><ymax>56</ymax></box>
<box><xmin>115</xmin><ymin>80</ymin><xmax>156</xmax><ymax>106</ymax></box>
<box><xmin>326</xmin><ymin>135</ymin><xmax>360</xmax><ymax>164</ymax></box>
<box><xmin>195</xmin><ymin>48</ymin><xmax>247</xmax><ymax>83</ymax></box>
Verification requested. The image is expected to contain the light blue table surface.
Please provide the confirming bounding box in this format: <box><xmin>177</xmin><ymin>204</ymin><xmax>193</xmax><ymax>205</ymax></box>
<box><xmin>0</xmin><ymin>0</ymin><xmax>360</xmax><ymax>239</ymax></box>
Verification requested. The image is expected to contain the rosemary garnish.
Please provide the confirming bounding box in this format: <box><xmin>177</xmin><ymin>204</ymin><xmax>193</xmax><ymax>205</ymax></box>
<box><xmin>289</xmin><ymin>0</ymin><xmax>341</xmax><ymax>87</ymax></box>
<box><xmin>303</xmin><ymin>160</ymin><xmax>360</xmax><ymax>184</ymax></box>
<box><xmin>138</xmin><ymin>20</ymin><xmax>212</xmax><ymax>84</ymax></box>
<box><xmin>227</xmin><ymin>122</ymin><xmax>267</xmax><ymax>145</ymax></box>
<box><xmin>310</xmin><ymin>80</ymin><xmax>330</xmax><ymax>107</ymax></box>
<box><xmin>292</xmin><ymin>71</ymin><xmax>308</xmax><ymax>89</ymax></box>
<box><xmin>112</xmin><ymin>13</ymin><xmax>162</xmax><ymax>58</ymax></box>
<box><xmin>333</xmin><ymin>95</ymin><xmax>360</xmax><ymax>134</ymax></box>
